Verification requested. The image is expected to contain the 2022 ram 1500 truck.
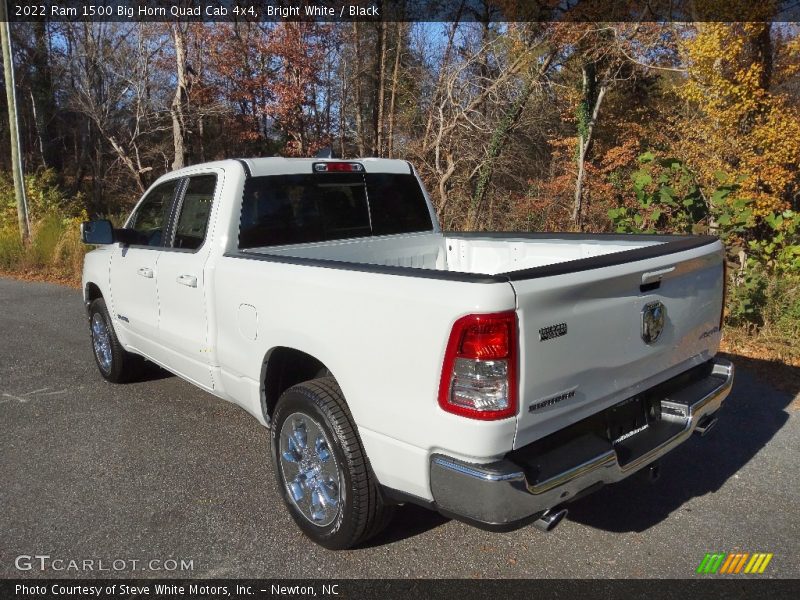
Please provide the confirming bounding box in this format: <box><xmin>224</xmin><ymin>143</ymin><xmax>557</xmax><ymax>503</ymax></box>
<box><xmin>81</xmin><ymin>157</ymin><xmax>733</xmax><ymax>549</ymax></box>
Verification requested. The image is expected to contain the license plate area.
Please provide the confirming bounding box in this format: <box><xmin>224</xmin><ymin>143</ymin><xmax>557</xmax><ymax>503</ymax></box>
<box><xmin>605</xmin><ymin>395</ymin><xmax>661</xmax><ymax>446</ymax></box>
<box><xmin>508</xmin><ymin>361</ymin><xmax>715</xmax><ymax>479</ymax></box>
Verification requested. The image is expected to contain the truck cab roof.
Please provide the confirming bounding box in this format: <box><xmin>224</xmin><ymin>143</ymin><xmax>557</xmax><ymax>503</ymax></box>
<box><xmin>239</xmin><ymin>157</ymin><xmax>414</xmax><ymax>177</ymax></box>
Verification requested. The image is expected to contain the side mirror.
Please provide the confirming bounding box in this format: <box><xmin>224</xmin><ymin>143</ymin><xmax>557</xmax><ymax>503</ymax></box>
<box><xmin>81</xmin><ymin>219</ymin><xmax>114</xmax><ymax>245</ymax></box>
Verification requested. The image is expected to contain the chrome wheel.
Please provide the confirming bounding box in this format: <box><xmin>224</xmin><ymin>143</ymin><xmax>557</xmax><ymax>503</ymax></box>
<box><xmin>279</xmin><ymin>412</ymin><xmax>341</xmax><ymax>527</ymax></box>
<box><xmin>91</xmin><ymin>312</ymin><xmax>112</xmax><ymax>374</ymax></box>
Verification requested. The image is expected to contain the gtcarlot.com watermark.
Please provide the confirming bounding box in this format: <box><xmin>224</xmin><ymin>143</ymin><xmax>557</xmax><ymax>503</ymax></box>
<box><xmin>15</xmin><ymin>554</ymin><xmax>194</xmax><ymax>573</ymax></box>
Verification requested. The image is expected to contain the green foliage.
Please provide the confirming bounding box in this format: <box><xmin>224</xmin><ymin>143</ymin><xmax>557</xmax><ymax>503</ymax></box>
<box><xmin>609</xmin><ymin>152</ymin><xmax>800</xmax><ymax>335</ymax></box>
<box><xmin>748</xmin><ymin>209</ymin><xmax>800</xmax><ymax>273</ymax></box>
<box><xmin>728</xmin><ymin>270</ymin><xmax>800</xmax><ymax>341</ymax></box>
<box><xmin>0</xmin><ymin>169</ymin><xmax>84</xmax><ymax>228</ymax></box>
<box><xmin>0</xmin><ymin>172</ymin><xmax>87</xmax><ymax>282</ymax></box>
<box><xmin>727</xmin><ymin>209</ymin><xmax>800</xmax><ymax>332</ymax></box>
<box><xmin>726</xmin><ymin>266</ymin><xmax>768</xmax><ymax>328</ymax></box>
<box><xmin>607</xmin><ymin>153</ymin><xmax>714</xmax><ymax>234</ymax></box>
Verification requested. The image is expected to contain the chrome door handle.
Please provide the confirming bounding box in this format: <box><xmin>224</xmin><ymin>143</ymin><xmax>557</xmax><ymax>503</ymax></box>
<box><xmin>137</xmin><ymin>267</ymin><xmax>153</xmax><ymax>278</ymax></box>
<box><xmin>176</xmin><ymin>274</ymin><xmax>197</xmax><ymax>288</ymax></box>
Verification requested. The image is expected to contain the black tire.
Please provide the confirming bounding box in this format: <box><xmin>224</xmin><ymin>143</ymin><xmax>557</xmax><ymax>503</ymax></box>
<box><xmin>270</xmin><ymin>377</ymin><xmax>394</xmax><ymax>549</ymax></box>
<box><xmin>88</xmin><ymin>298</ymin><xmax>141</xmax><ymax>383</ymax></box>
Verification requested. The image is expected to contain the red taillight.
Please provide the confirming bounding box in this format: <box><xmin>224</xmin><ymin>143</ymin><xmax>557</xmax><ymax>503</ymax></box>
<box><xmin>313</xmin><ymin>162</ymin><xmax>364</xmax><ymax>173</ymax></box>
<box><xmin>438</xmin><ymin>311</ymin><xmax>518</xmax><ymax>420</ymax></box>
<box><xmin>460</xmin><ymin>320</ymin><xmax>511</xmax><ymax>359</ymax></box>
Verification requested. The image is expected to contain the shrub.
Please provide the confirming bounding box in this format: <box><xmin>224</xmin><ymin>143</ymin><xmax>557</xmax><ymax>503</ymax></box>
<box><xmin>607</xmin><ymin>152</ymin><xmax>713</xmax><ymax>234</ymax></box>
<box><xmin>26</xmin><ymin>212</ymin><xmax>66</xmax><ymax>268</ymax></box>
<box><xmin>763</xmin><ymin>276</ymin><xmax>800</xmax><ymax>339</ymax></box>
<box><xmin>0</xmin><ymin>171</ymin><xmax>88</xmax><ymax>283</ymax></box>
<box><xmin>609</xmin><ymin>152</ymin><xmax>800</xmax><ymax>347</ymax></box>
<box><xmin>0</xmin><ymin>169</ymin><xmax>84</xmax><ymax>227</ymax></box>
<box><xmin>52</xmin><ymin>216</ymin><xmax>88</xmax><ymax>277</ymax></box>
<box><xmin>726</xmin><ymin>265</ymin><xmax>768</xmax><ymax>330</ymax></box>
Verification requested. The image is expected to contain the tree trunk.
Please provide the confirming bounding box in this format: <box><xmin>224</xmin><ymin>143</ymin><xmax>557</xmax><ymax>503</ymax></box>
<box><xmin>753</xmin><ymin>23</ymin><xmax>773</xmax><ymax>91</ymax></box>
<box><xmin>70</xmin><ymin>118</ymin><xmax>90</xmax><ymax>197</ymax></box>
<box><xmin>467</xmin><ymin>53</ymin><xmax>554</xmax><ymax>230</ymax></box>
<box><xmin>170</xmin><ymin>23</ymin><xmax>188</xmax><ymax>170</ymax></box>
<box><xmin>339</xmin><ymin>54</ymin><xmax>347</xmax><ymax>157</ymax></box>
<box><xmin>474</xmin><ymin>11</ymin><xmax>492</xmax><ymax>118</ymax></box>
<box><xmin>198</xmin><ymin>115</ymin><xmax>205</xmax><ymax>163</ymax></box>
<box><xmin>353</xmin><ymin>23</ymin><xmax>365</xmax><ymax>157</ymax></box>
<box><xmin>30</xmin><ymin>21</ymin><xmax>59</xmax><ymax>170</ymax></box>
<box><xmin>437</xmin><ymin>153</ymin><xmax>456</xmax><ymax>222</ymax></box>
<box><xmin>572</xmin><ymin>64</ymin><xmax>606</xmax><ymax>231</ymax></box>
<box><xmin>387</xmin><ymin>23</ymin><xmax>403</xmax><ymax>159</ymax></box>
<box><xmin>29</xmin><ymin>90</ymin><xmax>46</xmax><ymax>165</ymax></box>
<box><xmin>423</xmin><ymin>5</ymin><xmax>463</xmax><ymax>150</ymax></box>
<box><xmin>0</xmin><ymin>12</ymin><xmax>30</xmax><ymax>241</ymax></box>
<box><xmin>374</xmin><ymin>21</ymin><xmax>387</xmax><ymax>156</ymax></box>
<box><xmin>108</xmin><ymin>134</ymin><xmax>146</xmax><ymax>192</ymax></box>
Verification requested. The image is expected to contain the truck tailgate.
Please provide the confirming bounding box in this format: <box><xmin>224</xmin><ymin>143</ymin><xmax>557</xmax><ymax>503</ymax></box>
<box><xmin>512</xmin><ymin>239</ymin><xmax>724</xmax><ymax>449</ymax></box>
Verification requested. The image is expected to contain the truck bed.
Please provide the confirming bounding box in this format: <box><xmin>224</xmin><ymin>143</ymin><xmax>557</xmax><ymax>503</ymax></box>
<box><xmin>242</xmin><ymin>231</ymin><xmax>714</xmax><ymax>280</ymax></box>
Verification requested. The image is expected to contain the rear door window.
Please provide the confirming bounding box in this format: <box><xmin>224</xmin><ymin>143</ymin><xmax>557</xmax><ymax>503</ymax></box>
<box><xmin>171</xmin><ymin>175</ymin><xmax>217</xmax><ymax>250</ymax></box>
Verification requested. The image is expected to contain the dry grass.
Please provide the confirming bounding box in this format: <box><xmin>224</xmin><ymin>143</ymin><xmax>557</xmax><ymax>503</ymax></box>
<box><xmin>0</xmin><ymin>215</ymin><xmax>85</xmax><ymax>288</ymax></box>
<box><xmin>721</xmin><ymin>327</ymin><xmax>800</xmax><ymax>369</ymax></box>
<box><xmin>721</xmin><ymin>329</ymin><xmax>800</xmax><ymax>410</ymax></box>
<box><xmin>0</xmin><ymin>266</ymin><xmax>81</xmax><ymax>289</ymax></box>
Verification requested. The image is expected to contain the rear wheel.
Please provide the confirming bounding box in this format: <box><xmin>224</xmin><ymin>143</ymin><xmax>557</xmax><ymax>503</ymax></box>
<box><xmin>88</xmin><ymin>298</ymin><xmax>141</xmax><ymax>383</ymax></box>
<box><xmin>270</xmin><ymin>377</ymin><xmax>394</xmax><ymax>549</ymax></box>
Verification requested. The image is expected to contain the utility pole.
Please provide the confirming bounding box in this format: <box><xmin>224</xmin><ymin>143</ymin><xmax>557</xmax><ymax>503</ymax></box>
<box><xmin>0</xmin><ymin>2</ymin><xmax>30</xmax><ymax>242</ymax></box>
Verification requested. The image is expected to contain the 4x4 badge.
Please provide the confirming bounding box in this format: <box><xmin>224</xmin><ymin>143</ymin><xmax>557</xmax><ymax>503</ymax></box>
<box><xmin>641</xmin><ymin>301</ymin><xmax>666</xmax><ymax>344</ymax></box>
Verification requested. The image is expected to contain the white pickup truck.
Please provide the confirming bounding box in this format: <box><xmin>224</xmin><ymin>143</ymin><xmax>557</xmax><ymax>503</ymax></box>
<box><xmin>81</xmin><ymin>157</ymin><xmax>733</xmax><ymax>549</ymax></box>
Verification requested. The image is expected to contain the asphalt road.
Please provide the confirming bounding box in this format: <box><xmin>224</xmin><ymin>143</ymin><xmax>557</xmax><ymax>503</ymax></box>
<box><xmin>1</xmin><ymin>276</ymin><xmax>798</xmax><ymax>579</ymax></box>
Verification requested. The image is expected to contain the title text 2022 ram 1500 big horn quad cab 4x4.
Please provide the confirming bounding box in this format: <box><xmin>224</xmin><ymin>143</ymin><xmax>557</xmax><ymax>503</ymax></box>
<box><xmin>81</xmin><ymin>158</ymin><xmax>733</xmax><ymax>549</ymax></box>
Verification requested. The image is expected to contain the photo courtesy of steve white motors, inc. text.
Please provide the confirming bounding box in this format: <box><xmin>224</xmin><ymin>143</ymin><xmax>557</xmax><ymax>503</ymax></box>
<box><xmin>14</xmin><ymin>583</ymin><xmax>339</xmax><ymax>597</ymax></box>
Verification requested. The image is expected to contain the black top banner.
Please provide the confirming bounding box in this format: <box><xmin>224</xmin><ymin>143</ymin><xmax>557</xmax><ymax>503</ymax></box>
<box><xmin>6</xmin><ymin>0</ymin><xmax>800</xmax><ymax>22</ymax></box>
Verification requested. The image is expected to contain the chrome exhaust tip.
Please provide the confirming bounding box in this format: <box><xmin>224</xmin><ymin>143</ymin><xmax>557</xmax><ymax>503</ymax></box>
<box><xmin>647</xmin><ymin>461</ymin><xmax>661</xmax><ymax>482</ymax></box>
<box><xmin>695</xmin><ymin>414</ymin><xmax>719</xmax><ymax>437</ymax></box>
<box><xmin>533</xmin><ymin>508</ymin><xmax>568</xmax><ymax>533</ymax></box>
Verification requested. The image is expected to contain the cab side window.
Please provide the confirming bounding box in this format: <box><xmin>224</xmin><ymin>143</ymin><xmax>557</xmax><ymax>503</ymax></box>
<box><xmin>172</xmin><ymin>175</ymin><xmax>217</xmax><ymax>250</ymax></box>
<box><xmin>128</xmin><ymin>180</ymin><xmax>179</xmax><ymax>247</ymax></box>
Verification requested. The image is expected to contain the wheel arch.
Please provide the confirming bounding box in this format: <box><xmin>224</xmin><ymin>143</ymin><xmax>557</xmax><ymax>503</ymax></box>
<box><xmin>261</xmin><ymin>346</ymin><xmax>335</xmax><ymax>424</ymax></box>
<box><xmin>84</xmin><ymin>282</ymin><xmax>104</xmax><ymax>313</ymax></box>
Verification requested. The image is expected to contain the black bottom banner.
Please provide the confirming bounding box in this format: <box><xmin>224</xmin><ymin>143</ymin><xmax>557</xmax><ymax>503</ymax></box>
<box><xmin>2</xmin><ymin>579</ymin><xmax>799</xmax><ymax>600</ymax></box>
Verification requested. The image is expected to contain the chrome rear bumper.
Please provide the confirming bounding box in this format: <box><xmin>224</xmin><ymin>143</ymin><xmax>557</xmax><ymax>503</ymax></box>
<box><xmin>430</xmin><ymin>358</ymin><xmax>734</xmax><ymax>529</ymax></box>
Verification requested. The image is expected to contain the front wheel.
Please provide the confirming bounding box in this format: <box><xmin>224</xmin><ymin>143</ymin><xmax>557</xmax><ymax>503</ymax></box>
<box><xmin>270</xmin><ymin>377</ymin><xmax>394</xmax><ymax>549</ymax></box>
<box><xmin>88</xmin><ymin>298</ymin><xmax>140</xmax><ymax>383</ymax></box>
